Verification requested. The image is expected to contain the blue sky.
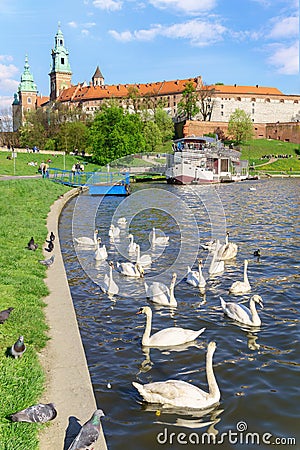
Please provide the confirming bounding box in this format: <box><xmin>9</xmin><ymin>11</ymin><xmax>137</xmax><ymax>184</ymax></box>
<box><xmin>0</xmin><ymin>0</ymin><xmax>299</xmax><ymax>113</ymax></box>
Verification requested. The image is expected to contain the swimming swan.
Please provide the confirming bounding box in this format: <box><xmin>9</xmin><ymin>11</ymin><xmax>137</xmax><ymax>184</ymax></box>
<box><xmin>117</xmin><ymin>217</ymin><xmax>127</xmax><ymax>225</ymax></box>
<box><xmin>209</xmin><ymin>241</ymin><xmax>224</xmax><ymax>276</ymax></box>
<box><xmin>151</xmin><ymin>227</ymin><xmax>169</xmax><ymax>246</ymax></box>
<box><xmin>186</xmin><ymin>259</ymin><xmax>206</xmax><ymax>288</ymax></box>
<box><xmin>138</xmin><ymin>306</ymin><xmax>205</xmax><ymax>347</ymax></box>
<box><xmin>132</xmin><ymin>341</ymin><xmax>220</xmax><ymax>409</ymax></box>
<box><xmin>128</xmin><ymin>234</ymin><xmax>138</xmax><ymax>254</ymax></box>
<box><xmin>108</xmin><ymin>224</ymin><xmax>120</xmax><ymax>239</ymax></box>
<box><xmin>145</xmin><ymin>273</ymin><xmax>177</xmax><ymax>307</ymax></box>
<box><xmin>229</xmin><ymin>259</ymin><xmax>251</xmax><ymax>294</ymax></box>
<box><xmin>218</xmin><ymin>232</ymin><xmax>238</xmax><ymax>261</ymax></box>
<box><xmin>136</xmin><ymin>244</ymin><xmax>152</xmax><ymax>267</ymax></box>
<box><xmin>99</xmin><ymin>262</ymin><xmax>119</xmax><ymax>297</ymax></box>
<box><xmin>220</xmin><ymin>295</ymin><xmax>263</xmax><ymax>326</ymax></box>
<box><xmin>74</xmin><ymin>229</ymin><xmax>98</xmax><ymax>247</ymax></box>
<box><xmin>94</xmin><ymin>238</ymin><xmax>108</xmax><ymax>261</ymax></box>
<box><xmin>116</xmin><ymin>261</ymin><xmax>144</xmax><ymax>278</ymax></box>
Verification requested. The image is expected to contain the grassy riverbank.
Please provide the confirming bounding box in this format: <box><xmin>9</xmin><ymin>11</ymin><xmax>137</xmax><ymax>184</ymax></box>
<box><xmin>0</xmin><ymin>179</ymin><xmax>70</xmax><ymax>450</ymax></box>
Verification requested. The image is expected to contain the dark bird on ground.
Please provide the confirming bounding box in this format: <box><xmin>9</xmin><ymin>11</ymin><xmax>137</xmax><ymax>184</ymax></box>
<box><xmin>39</xmin><ymin>255</ymin><xmax>55</xmax><ymax>267</ymax></box>
<box><xmin>0</xmin><ymin>307</ymin><xmax>14</xmax><ymax>324</ymax></box>
<box><xmin>45</xmin><ymin>241</ymin><xmax>54</xmax><ymax>252</ymax></box>
<box><xmin>49</xmin><ymin>231</ymin><xmax>55</xmax><ymax>242</ymax></box>
<box><xmin>27</xmin><ymin>237</ymin><xmax>38</xmax><ymax>251</ymax></box>
<box><xmin>67</xmin><ymin>409</ymin><xmax>105</xmax><ymax>450</ymax></box>
<box><xmin>11</xmin><ymin>403</ymin><xmax>57</xmax><ymax>423</ymax></box>
<box><xmin>10</xmin><ymin>335</ymin><xmax>26</xmax><ymax>358</ymax></box>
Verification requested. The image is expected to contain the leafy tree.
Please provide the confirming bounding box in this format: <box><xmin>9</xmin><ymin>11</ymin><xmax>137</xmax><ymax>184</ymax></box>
<box><xmin>177</xmin><ymin>81</ymin><xmax>199</xmax><ymax>120</ymax></box>
<box><xmin>19</xmin><ymin>110</ymin><xmax>46</xmax><ymax>148</ymax></box>
<box><xmin>228</xmin><ymin>109</ymin><xmax>254</xmax><ymax>144</ymax></box>
<box><xmin>198</xmin><ymin>84</ymin><xmax>216</xmax><ymax>121</ymax></box>
<box><xmin>153</xmin><ymin>108</ymin><xmax>174</xmax><ymax>143</ymax></box>
<box><xmin>143</xmin><ymin>121</ymin><xmax>162</xmax><ymax>152</ymax></box>
<box><xmin>56</xmin><ymin>121</ymin><xmax>89</xmax><ymax>153</ymax></box>
<box><xmin>88</xmin><ymin>104</ymin><xmax>146</xmax><ymax>165</ymax></box>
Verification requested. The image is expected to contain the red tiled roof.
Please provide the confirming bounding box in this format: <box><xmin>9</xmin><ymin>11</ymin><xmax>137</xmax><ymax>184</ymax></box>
<box><xmin>56</xmin><ymin>78</ymin><xmax>284</xmax><ymax>103</ymax></box>
<box><xmin>36</xmin><ymin>96</ymin><xmax>50</xmax><ymax>107</ymax></box>
<box><xmin>211</xmin><ymin>84</ymin><xmax>283</xmax><ymax>95</ymax></box>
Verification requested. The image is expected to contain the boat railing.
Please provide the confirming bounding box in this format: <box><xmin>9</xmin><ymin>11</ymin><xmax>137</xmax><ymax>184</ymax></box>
<box><xmin>48</xmin><ymin>168</ymin><xmax>130</xmax><ymax>186</ymax></box>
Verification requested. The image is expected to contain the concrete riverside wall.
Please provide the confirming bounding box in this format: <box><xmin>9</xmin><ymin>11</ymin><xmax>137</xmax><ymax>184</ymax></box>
<box><xmin>39</xmin><ymin>188</ymin><xmax>108</xmax><ymax>450</ymax></box>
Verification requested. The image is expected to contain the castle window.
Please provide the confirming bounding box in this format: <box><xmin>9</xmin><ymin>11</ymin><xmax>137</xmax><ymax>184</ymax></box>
<box><xmin>221</xmin><ymin>104</ymin><xmax>224</xmax><ymax>109</ymax></box>
<box><xmin>61</xmin><ymin>57</ymin><xmax>65</xmax><ymax>65</ymax></box>
<box><xmin>265</xmin><ymin>98</ymin><xmax>270</xmax><ymax>103</ymax></box>
<box><xmin>60</xmin><ymin>39</ymin><xmax>63</xmax><ymax>45</ymax></box>
<box><xmin>252</xmin><ymin>109</ymin><xmax>255</xmax><ymax>114</ymax></box>
<box><xmin>221</xmin><ymin>111</ymin><xmax>223</xmax><ymax>116</ymax></box>
<box><xmin>294</xmin><ymin>100</ymin><xmax>298</xmax><ymax>104</ymax></box>
<box><xmin>27</xmin><ymin>97</ymin><xmax>31</xmax><ymax>104</ymax></box>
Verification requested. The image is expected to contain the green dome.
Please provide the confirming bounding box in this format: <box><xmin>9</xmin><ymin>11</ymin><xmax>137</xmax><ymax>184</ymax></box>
<box><xmin>18</xmin><ymin>55</ymin><xmax>37</xmax><ymax>93</ymax></box>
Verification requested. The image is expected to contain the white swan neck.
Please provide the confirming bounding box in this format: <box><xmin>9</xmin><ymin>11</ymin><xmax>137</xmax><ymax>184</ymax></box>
<box><xmin>169</xmin><ymin>279</ymin><xmax>177</xmax><ymax>305</ymax></box>
<box><xmin>206</xmin><ymin>348</ymin><xmax>219</xmax><ymax>400</ymax></box>
<box><xmin>249</xmin><ymin>299</ymin><xmax>260</xmax><ymax>324</ymax></box>
<box><xmin>243</xmin><ymin>261</ymin><xmax>249</xmax><ymax>284</ymax></box>
<box><xmin>142</xmin><ymin>309</ymin><xmax>152</xmax><ymax>345</ymax></box>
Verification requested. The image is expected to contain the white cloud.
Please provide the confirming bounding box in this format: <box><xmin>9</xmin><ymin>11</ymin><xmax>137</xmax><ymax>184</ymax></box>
<box><xmin>81</xmin><ymin>29</ymin><xmax>90</xmax><ymax>36</ymax></box>
<box><xmin>149</xmin><ymin>0</ymin><xmax>216</xmax><ymax>14</ymax></box>
<box><xmin>0</xmin><ymin>55</ymin><xmax>13</xmax><ymax>63</ymax></box>
<box><xmin>267</xmin><ymin>41</ymin><xmax>299</xmax><ymax>74</ymax></box>
<box><xmin>268</xmin><ymin>16</ymin><xmax>299</xmax><ymax>39</ymax></box>
<box><xmin>68</xmin><ymin>21</ymin><xmax>78</xmax><ymax>28</ymax></box>
<box><xmin>0</xmin><ymin>96</ymin><xmax>15</xmax><ymax>113</ymax></box>
<box><xmin>109</xmin><ymin>30</ymin><xmax>133</xmax><ymax>41</ymax></box>
<box><xmin>110</xmin><ymin>19</ymin><xmax>226</xmax><ymax>46</ymax></box>
<box><xmin>93</xmin><ymin>0</ymin><xmax>123</xmax><ymax>11</ymax></box>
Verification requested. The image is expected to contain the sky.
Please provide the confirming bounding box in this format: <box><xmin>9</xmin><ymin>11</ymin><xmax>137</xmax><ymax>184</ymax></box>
<box><xmin>0</xmin><ymin>0</ymin><xmax>299</xmax><ymax>114</ymax></box>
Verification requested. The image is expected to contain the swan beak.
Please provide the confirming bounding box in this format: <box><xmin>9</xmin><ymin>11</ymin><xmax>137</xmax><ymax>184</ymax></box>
<box><xmin>136</xmin><ymin>309</ymin><xmax>142</xmax><ymax>315</ymax></box>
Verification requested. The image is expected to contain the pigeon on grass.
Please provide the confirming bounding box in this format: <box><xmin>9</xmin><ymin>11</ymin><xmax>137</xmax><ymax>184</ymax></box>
<box><xmin>27</xmin><ymin>237</ymin><xmax>38</xmax><ymax>251</ymax></box>
<box><xmin>0</xmin><ymin>307</ymin><xmax>14</xmax><ymax>324</ymax></box>
<box><xmin>67</xmin><ymin>409</ymin><xmax>105</xmax><ymax>450</ymax></box>
<box><xmin>10</xmin><ymin>335</ymin><xmax>26</xmax><ymax>358</ymax></box>
<box><xmin>39</xmin><ymin>255</ymin><xmax>55</xmax><ymax>267</ymax></box>
<box><xmin>11</xmin><ymin>403</ymin><xmax>57</xmax><ymax>423</ymax></box>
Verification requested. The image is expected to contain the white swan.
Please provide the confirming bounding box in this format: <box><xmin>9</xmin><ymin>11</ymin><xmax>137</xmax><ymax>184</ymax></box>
<box><xmin>145</xmin><ymin>273</ymin><xmax>177</xmax><ymax>307</ymax></box>
<box><xmin>116</xmin><ymin>261</ymin><xmax>144</xmax><ymax>278</ymax></box>
<box><xmin>127</xmin><ymin>234</ymin><xmax>138</xmax><ymax>254</ymax></box>
<box><xmin>218</xmin><ymin>232</ymin><xmax>238</xmax><ymax>261</ymax></box>
<box><xmin>99</xmin><ymin>261</ymin><xmax>119</xmax><ymax>297</ymax></box>
<box><xmin>220</xmin><ymin>295</ymin><xmax>263</xmax><ymax>326</ymax></box>
<box><xmin>94</xmin><ymin>238</ymin><xmax>108</xmax><ymax>261</ymax></box>
<box><xmin>209</xmin><ymin>241</ymin><xmax>224</xmax><ymax>276</ymax></box>
<box><xmin>186</xmin><ymin>259</ymin><xmax>206</xmax><ymax>288</ymax></box>
<box><xmin>151</xmin><ymin>227</ymin><xmax>169</xmax><ymax>246</ymax></box>
<box><xmin>108</xmin><ymin>224</ymin><xmax>120</xmax><ymax>239</ymax></box>
<box><xmin>117</xmin><ymin>217</ymin><xmax>127</xmax><ymax>225</ymax></box>
<box><xmin>74</xmin><ymin>229</ymin><xmax>98</xmax><ymax>247</ymax></box>
<box><xmin>229</xmin><ymin>259</ymin><xmax>251</xmax><ymax>294</ymax></box>
<box><xmin>132</xmin><ymin>341</ymin><xmax>220</xmax><ymax>409</ymax></box>
<box><xmin>136</xmin><ymin>244</ymin><xmax>152</xmax><ymax>267</ymax></box>
<box><xmin>200</xmin><ymin>239</ymin><xmax>217</xmax><ymax>252</ymax></box>
<box><xmin>138</xmin><ymin>306</ymin><xmax>206</xmax><ymax>347</ymax></box>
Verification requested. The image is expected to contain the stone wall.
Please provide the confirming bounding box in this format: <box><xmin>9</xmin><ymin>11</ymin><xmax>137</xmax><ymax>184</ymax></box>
<box><xmin>182</xmin><ymin>120</ymin><xmax>300</xmax><ymax>144</ymax></box>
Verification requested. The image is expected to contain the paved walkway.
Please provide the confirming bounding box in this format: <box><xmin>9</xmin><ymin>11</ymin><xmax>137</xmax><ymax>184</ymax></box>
<box><xmin>38</xmin><ymin>188</ymin><xmax>108</xmax><ymax>450</ymax></box>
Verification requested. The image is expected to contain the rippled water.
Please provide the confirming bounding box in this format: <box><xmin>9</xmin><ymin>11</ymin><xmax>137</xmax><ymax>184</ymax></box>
<box><xmin>59</xmin><ymin>178</ymin><xmax>300</xmax><ymax>450</ymax></box>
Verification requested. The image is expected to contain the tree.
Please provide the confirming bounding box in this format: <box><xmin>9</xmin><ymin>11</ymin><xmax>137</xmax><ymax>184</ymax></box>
<box><xmin>143</xmin><ymin>121</ymin><xmax>162</xmax><ymax>152</ymax></box>
<box><xmin>56</xmin><ymin>121</ymin><xmax>89</xmax><ymax>153</ymax></box>
<box><xmin>153</xmin><ymin>108</ymin><xmax>174</xmax><ymax>143</ymax></box>
<box><xmin>228</xmin><ymin>109</ymin><xmax>254</xmax><ymax>144</ymax></box>
<box><xmin>177</xmin><ymin>81</ymin><xmax>199</xmax><ymax>120</ymax></box>
<box><xmin>198</xmin><ymin>84</ymin><xmax>216</xmax><ymax>121</ymax></box>
<box><xmin>88</xmin><ymin>104</ymin><xmax>146</xmax><ymax>165</ymax></box>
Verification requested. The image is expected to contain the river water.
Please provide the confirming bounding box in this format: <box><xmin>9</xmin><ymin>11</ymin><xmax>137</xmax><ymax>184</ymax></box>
<box><xmin>59</xmin><ymin>178</ymin><xmax>299</xmax><ymax>450</ymax></box>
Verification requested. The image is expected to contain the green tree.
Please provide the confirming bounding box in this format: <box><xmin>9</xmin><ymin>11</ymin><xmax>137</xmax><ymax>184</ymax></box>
<box><xmin>177</xmin><ymin>81</ymin><xmax>199</xmax><ymax>120</ymax></box>
<box><xmin>228</xmin><ymin>109</ymin><xmax>254</xmax><ymax>144</ymax></box>
<box><xmin>198</xmin><ymin>84</ymin><xmax>216</xmax><ymax>121</ymax></box>
<box><xmin>154</xmin><ymin>108</ymin><xmax>174</xmax><ymax>143</ymax></box>
<box><xmin>56</xmin><ymin>121</ymin><xmax>89</xmax><ymax>153</ymax></box>
<box><xmin>88</xmin><ymin>104</ymin><xmax>146</xmax><ymax>165</ymax></box>
<box><xmin>143</xmin><ymin>121</ymin><xmax>162</xmax><ymax>152</ymax></box>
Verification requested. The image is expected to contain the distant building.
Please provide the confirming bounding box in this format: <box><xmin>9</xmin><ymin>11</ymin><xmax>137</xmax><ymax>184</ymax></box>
<box><xmin>12</xmin><ymin>24</ymin><xmax>300</xmax><ymax>142</ymax></box>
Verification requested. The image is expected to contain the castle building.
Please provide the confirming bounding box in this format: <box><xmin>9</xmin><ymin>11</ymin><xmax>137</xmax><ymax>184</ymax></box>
<box><xmin>12</xmin><ymin>24</ymin><xmax>300</xmax><ymax>142</ymax></box>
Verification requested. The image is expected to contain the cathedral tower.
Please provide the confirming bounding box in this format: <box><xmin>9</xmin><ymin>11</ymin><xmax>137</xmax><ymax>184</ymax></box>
<box><xmin>49</xmin><ymin>23</ymin><xmax>72</xmax><ymax>101</ymax></box>
<box><xmin>12</xmin><ymin>55</ymin><xmax>37</xmax><ymax>131</ymax></box>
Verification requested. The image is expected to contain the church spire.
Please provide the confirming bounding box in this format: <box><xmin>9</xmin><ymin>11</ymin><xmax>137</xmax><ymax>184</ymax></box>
<box><xmin>18</xmin><ymin>55</ymin><xmax>37</xmax><ymax>93</ymax></box>
<box><xmin>49</xmin><ymin>23</ymin><xmax>72</xmax><ymax>101</ymax></box>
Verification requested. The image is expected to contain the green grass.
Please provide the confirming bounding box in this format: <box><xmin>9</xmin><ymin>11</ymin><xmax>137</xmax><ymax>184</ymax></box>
<box><xmin>0</xmin><ymin>151</ymin><xmax>100</xmax><ymax>176</ymax></box>
<box><xmin>0</xmin><ymin>179</ymin><xmax>70</xmax><ymax>449</ymax></box>
<box><xmin>240</xmin><ymin>139</ymin><xmax>300</xmax><ymax>174</ymax></box>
